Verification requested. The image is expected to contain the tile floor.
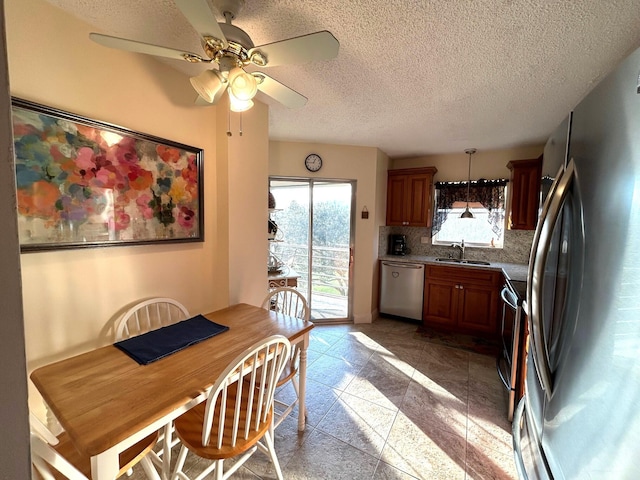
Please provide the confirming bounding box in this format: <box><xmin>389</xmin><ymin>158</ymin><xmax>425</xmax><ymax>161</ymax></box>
<box><xmin>131</xmin><ymin>317</ymin><xmax>517</xmax><ymax>480</ymax></box>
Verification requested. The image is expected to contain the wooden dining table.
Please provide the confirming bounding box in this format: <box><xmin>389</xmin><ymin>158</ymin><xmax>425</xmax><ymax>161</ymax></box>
<box><xmin>30</xmin><ymin>303</ymin><xmax>314</xmax><ymax>480</ymax></box>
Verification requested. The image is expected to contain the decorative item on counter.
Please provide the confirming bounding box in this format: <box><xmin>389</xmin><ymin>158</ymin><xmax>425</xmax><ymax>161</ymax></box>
<box><xmin>268</xmin><ymin>251</ymin><xmax>285</xmax><ymax>273</ymax></box>
<box><xmin>268</xmin><ymin>219</ymin><xmax>278</xmax><ymax>240</ymax></box>
<box><xmin>268</xmin><ymin>191</ymin><xmax>276</xmax><ymax>209</ymax></box>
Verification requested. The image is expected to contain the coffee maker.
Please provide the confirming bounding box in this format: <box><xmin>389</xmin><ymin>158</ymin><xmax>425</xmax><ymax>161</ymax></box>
<box><xmin>388</xmin><ymin>234</ymin><xmax>408</xmax><ymax>255</ymax></box>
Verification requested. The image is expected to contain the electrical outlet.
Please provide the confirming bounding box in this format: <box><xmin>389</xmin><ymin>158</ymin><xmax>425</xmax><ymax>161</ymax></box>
<box><xmin>420</xmin><ymin>236</ymin><xmax>429</xmax><ymax>244</ymax></box>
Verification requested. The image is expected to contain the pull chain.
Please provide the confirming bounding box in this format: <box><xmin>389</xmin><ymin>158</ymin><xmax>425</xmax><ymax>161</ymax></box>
<box><xmin>226</xmin><ymin>107</ymin><xmax>232</xmax><ymax>137</ymax></box>
<box><xmin>239</xmin><ymin>112</ymin><xmax>243</xmax><ymax>136</ymax></box>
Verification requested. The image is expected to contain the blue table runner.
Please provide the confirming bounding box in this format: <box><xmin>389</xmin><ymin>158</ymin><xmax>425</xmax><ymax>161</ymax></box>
<box><xmin>114</xmin><ymin>314</ymin><xmax>229</xmax><ymax>365</ymax></box>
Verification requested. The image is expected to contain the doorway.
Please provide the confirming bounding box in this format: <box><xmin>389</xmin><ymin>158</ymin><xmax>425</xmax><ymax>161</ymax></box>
<box><xmin>268</xmin><ymin>177</ymin><xmax>355</xmax><ymax>322</ymax></box>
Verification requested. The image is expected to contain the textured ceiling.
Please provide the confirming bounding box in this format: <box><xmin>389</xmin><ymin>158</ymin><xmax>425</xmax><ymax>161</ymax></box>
<box><xmin>43</xmin><ymin>0</ymin><xmax>640</xmax><ymax>158</ymax></box>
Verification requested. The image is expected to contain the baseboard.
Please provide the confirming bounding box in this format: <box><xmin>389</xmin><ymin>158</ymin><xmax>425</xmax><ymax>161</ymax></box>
<box><xmin>353</xmin><ymin>312</ymin><xmax>373</xmax><ymax>324</ymax></box>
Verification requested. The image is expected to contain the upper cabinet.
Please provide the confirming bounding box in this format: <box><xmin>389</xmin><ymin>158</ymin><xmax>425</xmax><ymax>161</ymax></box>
<box><xmin>507</xmin><ymin>156</ymin><xmax>542</xmax><ymax>230</ymax></box>
<box><xmin>386</xmin><ymin>167</ymin><xmax>437</xmax><ymax>227</ymax></box>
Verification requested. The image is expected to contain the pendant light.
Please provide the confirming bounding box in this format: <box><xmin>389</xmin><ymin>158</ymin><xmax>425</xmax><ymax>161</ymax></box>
<box><xmin>460</xmin><ymin>148</ymin><xmax>476</xmax><ymax>219</ymax></box>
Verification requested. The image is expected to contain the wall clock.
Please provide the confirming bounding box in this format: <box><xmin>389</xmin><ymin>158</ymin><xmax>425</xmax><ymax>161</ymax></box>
<box><xmin>304</xmin><ymin>153</ymin><xmax>323</xmax><ymax>172</ymax></box>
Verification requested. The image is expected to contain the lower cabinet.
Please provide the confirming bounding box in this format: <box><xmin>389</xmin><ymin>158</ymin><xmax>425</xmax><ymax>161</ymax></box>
<box><xmin>423</xmin><ymin>264</ymin><xmax>501</xmax><ymax>336</ymax></box>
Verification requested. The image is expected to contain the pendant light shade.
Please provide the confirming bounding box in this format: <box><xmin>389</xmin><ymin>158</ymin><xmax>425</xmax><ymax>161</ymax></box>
<box><xmin>190</xmin><ymin>69</ymin><xmax>226</xmax><ymax>104</ymax></box>
<box><xmin>191</xmin><ymin>67</ymin><xmax>258</xmax><ymax>114</ymax></box>
<box><xmin>460</xmin><ymin>148</ymin><xmax>476</xmax><ymax>219</ymax></box>
<box><xmin>228</xmin><ymin>67</ymin><xmax>258</xmax><ymax>102</ymax></box>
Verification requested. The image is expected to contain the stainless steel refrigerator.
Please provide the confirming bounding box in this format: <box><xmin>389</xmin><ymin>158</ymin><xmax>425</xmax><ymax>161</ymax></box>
<box><xmin>513</xmin><ymin>45</ymin><xmax>640</xmax><ymax>479</ymax></box>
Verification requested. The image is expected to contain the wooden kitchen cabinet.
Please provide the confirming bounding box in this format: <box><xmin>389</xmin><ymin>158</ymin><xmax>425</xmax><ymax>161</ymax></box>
<box><xmin>507</xmin><ymin>156</ymin><xmax>542</xmax><ymax>230</ymax></box>
<box><xmin>423</xmin><ymin>264</ymin><xmax>501</xmax><ymax>336</ymax></box>
<box><xmin>386</xmin><ymin>167</ymin><xmax>437</xmax><ymax>227</ymax></box>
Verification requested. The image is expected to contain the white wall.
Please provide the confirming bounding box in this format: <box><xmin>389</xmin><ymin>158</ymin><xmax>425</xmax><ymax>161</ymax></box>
<box><xmin>269</xmin><ymin>141</ymin><xmax>389</xmax><ymax>323</ymax></box>
<box><xmin>0</xmin><ymin>1</ymin><xmax>31</xmax><ymax>475</ymax></box>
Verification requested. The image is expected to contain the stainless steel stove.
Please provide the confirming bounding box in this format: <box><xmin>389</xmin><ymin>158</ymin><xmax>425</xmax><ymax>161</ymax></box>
<box><xmin>496</xmin><ymin>278</ymin><xmax>526</xmax><ymax>421</ymax></box>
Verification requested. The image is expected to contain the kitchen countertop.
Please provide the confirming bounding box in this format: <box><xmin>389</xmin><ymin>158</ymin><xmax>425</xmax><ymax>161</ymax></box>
<box><xmin>379</xmin><ymin>254</ymin><xmax>529</xmax><ymax>283</ymax></box>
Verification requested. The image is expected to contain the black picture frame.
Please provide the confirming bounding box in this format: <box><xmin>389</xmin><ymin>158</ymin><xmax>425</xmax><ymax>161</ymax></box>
<box><xmin>11</xmin><ymin>98</ymin><xmax>204</xmax><ymax>252</ymax></box>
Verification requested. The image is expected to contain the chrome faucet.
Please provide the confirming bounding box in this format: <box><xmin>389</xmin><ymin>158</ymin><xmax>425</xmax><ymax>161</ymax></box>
<box><xmin>451</xmin><ymin>239</ymin><xmax>465</xmax><ymax>259</ymax></box>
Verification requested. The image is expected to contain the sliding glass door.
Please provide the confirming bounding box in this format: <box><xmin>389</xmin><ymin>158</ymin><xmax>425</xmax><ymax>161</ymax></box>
<box><xmin>269</xmin><ymin>177</ymin><xmax>355</xmax><ymax>322</ymax></box>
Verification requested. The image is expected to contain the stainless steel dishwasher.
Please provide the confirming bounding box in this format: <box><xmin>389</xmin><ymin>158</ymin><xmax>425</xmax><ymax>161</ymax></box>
<box><xmin>379</xmin><ymin>261</ymin><xmax>424</xmax><ymax>320</ymax></box>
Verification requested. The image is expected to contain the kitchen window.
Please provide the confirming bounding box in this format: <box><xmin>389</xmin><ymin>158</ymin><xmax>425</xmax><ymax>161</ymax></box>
<box><xmin>432</xmin><ymin>179</ymin><xmax>507</xmax><ymax>248</ymax></box>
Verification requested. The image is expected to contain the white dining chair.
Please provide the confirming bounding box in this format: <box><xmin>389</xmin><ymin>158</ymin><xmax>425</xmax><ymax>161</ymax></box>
<box><xmin>29</xmin><ymin>412</ymin><xmax>160</xmax><ymax>479</ymax></box>
<box><xmin>171</xmin><ymin>335</ymin><xmax>291</xmax><ymax>480</ymax></box>
<box><xmin>114</xmin><ymin>297</ymin><xmax>190</xmax><ymax>479</ymax></box>
<box><xmin>115</xmin><ymin>297</ymin><xmax>190</xmax><ymax>340</ymax></box>
<box><xmin>260</xmin><ymin>287</ymin><xmax>310</xmax><ymax>429</ymax></box>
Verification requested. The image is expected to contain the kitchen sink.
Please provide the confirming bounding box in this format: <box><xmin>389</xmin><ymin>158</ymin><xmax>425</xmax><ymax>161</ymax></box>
<box><xmin>463</xmin><ymin>260</ymin><xmax>491</xmax><ymax>265</ymax></box>
<box><xmin>434</xmin><ymin>258</ymin><xmax>491</xmax><ymax>266</ymax></box>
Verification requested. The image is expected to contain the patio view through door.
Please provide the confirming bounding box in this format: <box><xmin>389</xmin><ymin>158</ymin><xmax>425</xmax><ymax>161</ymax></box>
<box><xmin>269</xmin><ymin>177</ymin><xmax>355</xmax><ymax>321</ymax></box>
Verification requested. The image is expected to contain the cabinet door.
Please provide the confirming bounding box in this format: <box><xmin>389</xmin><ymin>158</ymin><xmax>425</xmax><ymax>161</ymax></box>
<box><xmin>422</xmin><ymin>278</ymin><xmax>458</xmax><ymax>327</ymax></box>
<box><xmin>456</xmin><ymin>283</ymin><xmax>499</xmax><ymax>334</ymax></box>
<box><xmin>386</xmin><ymin>174</ymin><xmax>407</xmax><ymax>225</ymax></box>
<box><xmin>508</xmin><ymin>157</ymin><xmax>542</xmax><ymax>230</ymax></box>
<box><xmin>386</xmin><ymin>167</ymin><xmax>437</xmax><ymax>227</ymax></box>
<box><xmin>406</xmin><ymin>173</ymin><xmax>433</xmax><ymax>227</ymax></box>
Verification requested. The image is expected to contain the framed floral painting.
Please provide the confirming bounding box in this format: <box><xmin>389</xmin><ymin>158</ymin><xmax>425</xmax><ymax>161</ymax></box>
<box><xmin>11</xmin><ymin>98</ymin><xmax>204</xmax><ymax>252</ymax></box>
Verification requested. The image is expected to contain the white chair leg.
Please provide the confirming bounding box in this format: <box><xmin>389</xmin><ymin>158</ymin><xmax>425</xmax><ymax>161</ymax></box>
<box><xmin>214</xmin><ymin>459</ymin><xmax>223</xmax><ymax>480</ymax></box>
<box><xmin>171</xmin><ymin>445</ymin><xmax>189</xmax><ymax>480</ymax></box>
<box><xmin>263</xmin><ymin>430</ymin><xmax>284</xmax><ymax>480</ymax></box>
<box><xmin>162</xmin><ymin>423</ymin><xmax>172</xmax><ymax>480</ymax></box>
<box><xmin>140</xmin><ymin>456</ymin><xmax>162</xmax><ymax>480</ymax></box>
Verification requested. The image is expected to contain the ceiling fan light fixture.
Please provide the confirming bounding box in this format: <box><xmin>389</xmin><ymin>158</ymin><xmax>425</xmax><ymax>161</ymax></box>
<box><xmin>228</xmin><ymin>93</ymin><xmax>254</xmax><ymax>112</ymax></box>
<box><xmin>190</xmin><ymin>69</ymin><xmax>226</xmax><ymax>103</ymax></box>
<box><xmin>228</xmin><ymin>67</ymin><xmax>258</xmax><ymax>101</ymax></box>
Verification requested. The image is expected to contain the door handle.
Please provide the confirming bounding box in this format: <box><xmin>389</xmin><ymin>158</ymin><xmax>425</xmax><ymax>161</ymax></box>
<box><xmin>501</xmin><ymin>286</ymin><xmax>518</xmax><ymax>309</ymax></box>
<box><xmin>528</xmin><ymin>159</ymin><xmax>575</xmax><ymax>399</ymax></box>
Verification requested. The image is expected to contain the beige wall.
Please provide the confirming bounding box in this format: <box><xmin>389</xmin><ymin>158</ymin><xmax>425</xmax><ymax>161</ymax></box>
<box><xmin>5</xmin><ymin>0</ymin><xmax>254</xmax><ymax>411</ymax></box>
<box><xmin>224</xmin><ymin>99</ymin><xmax>270</xmax><ymax>306</ymax></box>
<box><xmin>392</xmin><ymin>145</ymin><xmax>544</xmax><ymax>182</ymax></box>
<box><xmin>269</xmin><ymin>141</ymin><xmax>389</xmax><ymax>323</ymax></box>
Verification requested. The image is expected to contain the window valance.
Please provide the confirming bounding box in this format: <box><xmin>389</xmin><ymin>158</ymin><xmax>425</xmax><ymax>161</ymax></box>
<box><xmin>432</xmin><ymin>179</ymin><xmax>508</xmax><ymax>236</ymax></box>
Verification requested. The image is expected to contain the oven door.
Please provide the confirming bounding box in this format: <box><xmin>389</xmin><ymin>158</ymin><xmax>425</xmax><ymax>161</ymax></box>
<box><xmin>496</xmin><ymin>284</ymin><xmax>521</xmax><ymax>421</ymax></box>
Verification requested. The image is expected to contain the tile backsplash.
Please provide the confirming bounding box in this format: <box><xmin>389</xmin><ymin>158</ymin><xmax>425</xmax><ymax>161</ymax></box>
<box><xmin>379</xmin><ymin>226</ymin><xmax>534</xmax><ymax>264</ymax></box>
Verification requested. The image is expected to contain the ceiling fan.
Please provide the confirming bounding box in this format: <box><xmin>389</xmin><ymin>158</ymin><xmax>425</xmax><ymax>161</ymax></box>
<box><xmin>89</xmin><ymin>0</ymin><xmax>340</xmax><ymax>112</ymax></box>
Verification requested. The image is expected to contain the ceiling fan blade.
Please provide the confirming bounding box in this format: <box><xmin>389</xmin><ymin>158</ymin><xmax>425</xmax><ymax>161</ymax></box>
<box><xmin>248</xmin><ymin>31</ymin><xmax>339</xmax><ymax>67</ymax></box>
<box><xmin>90</xmin><ymin>33</ymin><xmax>208</xmax><ymax>63</ymax></box>
<box><xmin>255</xmin><ymin>73</ymin><xmax>307</xmax><ymax>109</ymax></box>
<box><xmin>174</xmin><ymin>0</ymin><xmax>227</xmax><ymax>49</ymax></box>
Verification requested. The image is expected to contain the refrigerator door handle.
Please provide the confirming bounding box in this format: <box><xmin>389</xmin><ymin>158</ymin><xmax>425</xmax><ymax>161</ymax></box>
<box><xmin>528</xmin><ymin>159</ymin><xmax>576</xmax><ymax>399</ymax></box>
